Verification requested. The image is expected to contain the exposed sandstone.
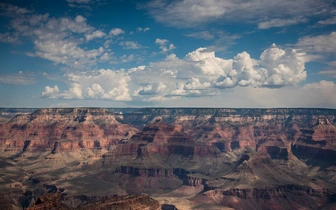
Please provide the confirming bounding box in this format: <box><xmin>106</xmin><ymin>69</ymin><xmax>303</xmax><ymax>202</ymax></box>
<box><xmin>0</xmin><ymin>108</ymin><xmax>138</xmax><ymax>154</ymax></box>
<box><xmin>25</xmin><ymin>192</ymin><xmax>161</xmax><ymax>210</ymax></box>
<box><xmin>1</xmin><ymin>108</ymin><xmax>336</xmax><ymax>210</ymax></box>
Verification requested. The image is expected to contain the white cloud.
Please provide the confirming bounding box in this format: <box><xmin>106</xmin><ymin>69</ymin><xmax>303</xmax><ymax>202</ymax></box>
<box><xmin>67</xmin><ymin>0</ymin><xmax>91</xmax><ymax>3</ymax></box>
<box><xmin>4</xmin><ymin>12</ymin><xmax>107</xmax><ymax>70</ymax></box>
<box><xmin>184</xmin><ymin>48</ymin><xmax>232</xmax><ymax>77</ymax></box>
<box><xmin>64</xmin><ymin>83</ymin><xmax>84</xmax><ymax>99</ymax></box>
<box><xmin>144</xmin><ymin>0</ymin><xmax>331</xmax><ymax>28</ymax></box>
<box><xmin>33</xmin><ymin>39</ymin><xmax>104</xmax><ymax>68</ymax></box>
<box><xmin>133</xmin><ymin>82</ymin><xmax>167</xmax><ymax>96</ymax></box>
<box><xmin>42</xmin><ymin>85</ymin><xmax>60</xmax><ymax>98</ymax></box>
<box><xmin>155</xmin><ymin>38</ymin><xmax>176</xmax><ymax>53</ymax></box>
<box><xmin>258</xmin><ymin>17</ymin><xmax>308</xmax><ymax>29</ymax></box>
<box><xmin>0</xmin><ymin>32</ymin><xmax>20</xmax><ymax>44</ymax></box>
<box><xmin>318</xmin><ymin>16</ymin><xmax>336</xmax><ymax>25</ymax></box>
<box><xmin>87</xmin><ymin>83</ymin><xmax>104</xmax><ymax>98</ymax></box>
<box><xmin>136</xmin><ymin>27</ymin><xmax>150</xmax><ymax>32</ymax></box>
<box><xmin>0</xmin><ymin>71</ymin><xmax>35</xmax><ymax>85</ymax></box>
<box><xmin>109</xmin><ymin>28</ymin><xmax>125</xmax><ymax>36</ymax></box>
<box><xmin>119</xmin><ymin>41</ymin><xmax>142</xmax><ymax>49</ymax></box>
<box><xmin>295</xmin><ymin>31</ymin><xmax>336</xmax><ymax>54</ymax></box>
<box><xmin>99</xmin><ymin>52</ymin><xmax>112</xmax><ymax>62</ymax></box>
<box><xmin>215</xmin><ymin>44</ymin><xmax>307</xmax><ymax>88</ymax></box>
<box><xmin>0</xmin><ymin>3</ymin><xmax>32</xmax><ymax>17</ymax></box>
<box><xmin>134</xmin><ymin>82</ymin><xmax>336</xmax><ymax>108</ymax></box>
<box><xmin>85</xmin><ymin>30</ymin><xmax>106</xmax><ymax>41</ymax></box>
<box><xmin>184</xmin><ymin>78</ymin><xmax>210</xmax><ymax>90</ymax></box>
<box><xmin>40</xmin><ymin>44</ymin><xmax>312</xmax><ymax>105</ymax></box>
<box><xmin>155</xmin><ymin>38</ymin><xmax>168</xmax><ymax>45</ymax></box>
<box><xmin>319</xmin><ymin>70</ymin><xmax>336</xmax><ymax>78</ymax></box>
<box><xmin>129</xmin><ymin>44</ymin><xmax>307</xmax><ymax>102</ymax></box>
<box><xmin>185</xmin><ymin>31</ymin><xmax>214</xmax><ymax>40</ymax></box>
<box><xmin>145</xmin><ymin>0</ymin><xmax>227</xmax><ymax>27</ymax></box>
<box><xmin>120</xmin><ymin>54</ymin><xmax>135</xmax><ymax>63</ymax></box>
<box><xmin>42</xmin><ymin>69</ymin><xmax>132</xmax><ymax>101</ymax></box>
<box><xmin>66</xmin><ymin>0</ymin><xmax>92</xmax><ymax>9</ymax></box>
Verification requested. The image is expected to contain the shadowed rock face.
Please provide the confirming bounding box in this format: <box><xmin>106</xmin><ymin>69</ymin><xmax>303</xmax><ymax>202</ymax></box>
<box><xmin>104</xmin><ymin>119</ymin><xmax>220</xmax><ymax>159</ymax></box>
<box><xmin>26</xmin><ymin>192</ymin><xmax>161</xmax><ymax>210</ymax></box>
<box><xmin>0</xmin><ymin>108</ymin><xmax>336</xmax><ymax>210</ymax></box>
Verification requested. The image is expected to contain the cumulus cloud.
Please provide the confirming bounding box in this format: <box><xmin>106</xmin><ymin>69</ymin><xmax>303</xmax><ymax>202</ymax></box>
<box><xmin>41</xmin><ymin>85</ymin><xmax>60</xmax><ymax>98</ymax></box>
<box><xmin>99</xmin><ymin>52</ymin><xmax>112</xmax><ymax>62</ymax></box>
<box><xmin>109</xmin><ymin>28</ymin><xmax>125</xmax><ymax>36</ymax></box>
<box><xmin>41</xmin><ymin>44</ymin><xmax>311</xmax><ymax>104</ymax></box>
<box><xmin>133</xmin><ymin>82</ymin><xmax>167</xmax><ymax>96</ymax></box>
<box><xmin>258</xmin><ymin>17</ymin><xmax>308</xmax><ymax>29</ymax></box>
<box><xmin>120</xmin><ymin>54</ymin><xmax>135</xmax><ymax>63</ymax></box>
<box><xmin>215</xmin><ymin>44</ymin><xmax>307</xmax><ymax>88</ymax></box>
<box><xmin>119</xmin><ymin>41</ymin><xmax>142</xmax><ymax>49</ymax></box>
<box><xmin>155</xmin><ymin>38</ymin><xmax>176</xmax><ymax>53</ymax></box>
<box><xmin>184</xmin><ymin>78</ymin><xmax>211</xmax><ymax>90</ymax></box>
<box><xmin>42</xmin><ymin>69</ymin><xmax>132</xmax><ymax>101</ymax></box>
<box><xmin>143</xmin><ymin>0</ymin><xmax>330</xmax><ymax>28</ymax></box>
<box><xmin>184</xmin><ymin>48</ymin><xmax>232</xmax><ymax>77</ymax></box>
<box><xmin>129</xmin><ymin>44</ymin><xmax>307</xmax><ymax>102</ymax></box>
<box><xmin>85</xmin><ymin>30</ymin><xmax>106</xmax><ymax>41</ymax></box>
<box><xmin>3</xmin><ymin>12</ymin><xmax>108</xmax><ymax>70</ymax></box>
<box><xmin>0</xmin><ymin>71</ymin><xmax>35</xmax><ymax>85</ymax></box>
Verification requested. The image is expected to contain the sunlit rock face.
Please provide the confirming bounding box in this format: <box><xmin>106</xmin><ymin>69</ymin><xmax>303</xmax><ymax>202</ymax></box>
<box><xmin>0</xmin><ymin>108</ymin><xmax>138</xmax><ymax>154</ymax></box>
<box><xmin>0</xmin><ymin>108</ymin><xmax>336</xmax><ymax>210</ymax></box>
<box><xmin>122</xmin><ymin>108</ymin><xmax>336</xmax><ymax>161</ymax></box>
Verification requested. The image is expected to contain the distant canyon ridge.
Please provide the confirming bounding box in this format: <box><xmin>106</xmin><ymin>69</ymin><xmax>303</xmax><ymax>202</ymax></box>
<box><xmin>0</xmin><ymin>108</ymin><xmax>335</xmax><ymax>210</ymax></box>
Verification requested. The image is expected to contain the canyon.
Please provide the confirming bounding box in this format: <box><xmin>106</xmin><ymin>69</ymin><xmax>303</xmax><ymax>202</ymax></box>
<box><xmin>0</xmin><ymin>108</ymin><xmax>335</xmax><ymax>209</ymax></box>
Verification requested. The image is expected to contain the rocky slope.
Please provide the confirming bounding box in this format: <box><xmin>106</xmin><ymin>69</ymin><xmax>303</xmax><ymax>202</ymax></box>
<box><xmin>194</xmin><ymin>150</ymin><xmax>334</xmax><ymax>209</ymax></box>
<box><xmin>0</xmin><ymin>108</ymin><xmax>138</xmax><ymax>155</ymax></box>
<box><xmin>0</xmin><ymin>108</ymin><xmax>336</xmax><ymax>209</ymax></box>
<box><xmin>26</xmin><ymin>192</ymin><xmax>161</xmax><ymax>210</ymax></box>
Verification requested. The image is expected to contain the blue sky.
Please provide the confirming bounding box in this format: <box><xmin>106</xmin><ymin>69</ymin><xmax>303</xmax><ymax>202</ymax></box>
<box><xmin>0</xmin><ymin>0</ymin><xmax>335</xmax><ymax>108</ymax></box>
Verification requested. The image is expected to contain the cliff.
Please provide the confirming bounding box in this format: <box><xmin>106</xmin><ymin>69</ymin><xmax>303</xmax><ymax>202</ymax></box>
<box><xmin>25</xmin><ymin>192</ymin><xmax>160</xmax><ymax>210</ymax></box>
<box><xmin>0</xmin><ymin>108</ymin><xmax>138</xmax><ymax>154</ymax></box>
<box><xmin>1</xmin><ymin>108</ymin><xmax>336</xmax><ymax>210</ymax></box>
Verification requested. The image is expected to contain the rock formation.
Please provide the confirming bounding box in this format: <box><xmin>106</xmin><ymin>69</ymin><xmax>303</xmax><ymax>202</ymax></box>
<box><xmin>0</xmin><ymin>108</ymin><xmax>336</xmax><ymax>209</ymax></box>
<box><xmin>0</xmin><ymin>108</ymin><xmax>138</xmax><ymax>155</ymax></box>
<box><xmin>25</xmin><ymin>192</ymin><xmax>161</xmax><ymax>210</ymax></box>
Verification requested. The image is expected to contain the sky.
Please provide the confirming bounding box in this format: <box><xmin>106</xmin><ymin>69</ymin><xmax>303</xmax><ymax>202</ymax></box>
<box><xmin>0</xmin><ymin>0</ymin><xmax>335</xmax><ymax>108</ymax></box>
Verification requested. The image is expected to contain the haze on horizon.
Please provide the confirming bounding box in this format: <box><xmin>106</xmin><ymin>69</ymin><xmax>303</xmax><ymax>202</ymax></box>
<box><xmin>0</xmin><ymin>0</ymin><xmax>335</xmax><ymax>108</ymax></box>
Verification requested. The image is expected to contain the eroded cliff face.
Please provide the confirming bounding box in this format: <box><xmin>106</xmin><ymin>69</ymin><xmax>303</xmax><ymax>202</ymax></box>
<box><xmin>26</xmin><ymin>192</ymin><xmax>161</xmax><ymax>210</ymax></box>
<box><xmin>119</xmin><ymin>109</ymin><xmax>335</xmax><ymax>161</ymax></box>
<box><xmin>103</xmin><ymin>119</ymin><xmax>220</xmax><ymax>161</ymax></box>
<box><xmin>196</xmin><ymin>151</ymin><xmax>335</xmax><ymax>210</ymax></box>
<box><xmin>1</xmin><ymin>108</ymin><xmax>336</xmax><ymax>210</ymax></box>
<box><xmin>0</xmin><ymin>108</ymin><xmax>138</xmax><ymax>154</ymax></box>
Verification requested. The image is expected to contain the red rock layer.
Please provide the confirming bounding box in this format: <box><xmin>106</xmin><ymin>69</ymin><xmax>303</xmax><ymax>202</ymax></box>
<box><xmin>0</xmin><ymin>108</ymin><xmax>138</xmax><ymax>153</ymax></box>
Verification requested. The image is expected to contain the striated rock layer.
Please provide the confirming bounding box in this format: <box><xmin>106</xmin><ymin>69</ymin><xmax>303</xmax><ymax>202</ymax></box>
<box><xmin>26</xmin><ymin>192</ymin><xmax>161</xmax><ymax>210</ymax></box>
<box><xmin>0</xmin><ymin>108</ymin><xmax>336</xmax><ymax>209</ymax></box>
<box><xmin>0</xmin><ymin>108</ymin><xmax>138</xmax><ymax>154</ymax></box>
